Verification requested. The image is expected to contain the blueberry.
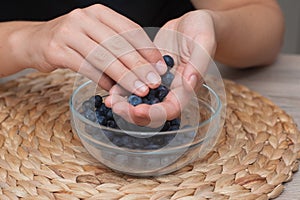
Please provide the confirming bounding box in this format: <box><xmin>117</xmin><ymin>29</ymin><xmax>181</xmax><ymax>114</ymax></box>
<box><xmin>96</xmin><ymin>115</ymin><xmax>107</xmax><ymax>126</ymax></box>
<box><xmin>161</xmin><ymin>121</ymin><xmax>171</xmax><ymax>131</ymax></box>
<box><xmin>157</xmin><ymin>85</ymin><xmax>169</xmax><ymax>101</ymax></box>
<box><xmin>82</xmin><ymin>100</ymin><xmax>94</xmax><ymax>112</ymax></box>
<box><xmin>84</xmin><ymin>109</ymin><xmax>96</xmax><ymax>122</ymax></box>
<box><xmin>107</xmin><ymin>120</ymin><xmax>117</xmax><ymax>128</ymax></box>
<box><xmin>90</xmin><ymin>95</ymin><xmax>103</xmax><ymax>108</ymax></box>
<box><xmin>145</xmin><ymin>144</ymin><xmax>161</xmax><ymax>150</ymax></box>
<box><xmin>164</xmin><ymin>134</ymin><xmax>176</xmax><ymax>143</ymax></box>
<box><xmin>145</xmin><ymin>89</ymin><xmax>156</xmax><ymax>102</ymax></box>
<box><xmin>128</xmin><ymin>95</ymin><xmax>143</xmax><ymax>106</ymax></box>
<box><xmin>170</xmin><ymin>118</ymin><xmax>181</xmax><ymax>126</ymax></box>
<box><xmin>98</xmin><ymin>103</ymin><xmax>109</xmax><ymax>115</ymax></box>
<box><xmin>112</xmin><ymin>137</ymin><xmax>124</xmax><ymax>147</ymax></box>
<box><xmin>163</xmin><ymin>55</ymin><xmax>174</xmax><ymax>68</ymax></box>
<box><xmin>151</xmin><ymin>135</ymin><xmax>165</xmax><ymax>146</ymax></box>
<box><xmin>103</xmin><ymin>130</ymin><xmax>114</xmax><ymax>140</ymax></box>
<box><xmin>149</xmin><ymin>98</ymin><xmax>160</xmax><ymax>105</ymax></box>
<box><xmin>161</xmin><ymin>72</ymin><xmax>175</xmax><ymax>87</ymax></box>
<box><xmin>142</xmin><ymin>97</ymin><xmax>150</xmax><ymax>104</ymax></box>
<box><xmin>148</xmin><ymin>88</ymin><xmax>157</xmax><ymax>97</ymax></box>
<box><xmin>106</xmin><ymin>109</ymin><xmax>113</xmax><ymax>120</ymax></box>
<box><xmin>169</xmin><ymin>124</ymin><xmax>180</xmax><ymax>131</ymax></box>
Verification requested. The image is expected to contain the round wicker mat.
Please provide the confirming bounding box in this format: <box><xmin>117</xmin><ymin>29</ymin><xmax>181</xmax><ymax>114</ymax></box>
<box><xmin>0</xmin><ymin>69</ymin><xmax>299</xmax><ymax>200</ymax></box>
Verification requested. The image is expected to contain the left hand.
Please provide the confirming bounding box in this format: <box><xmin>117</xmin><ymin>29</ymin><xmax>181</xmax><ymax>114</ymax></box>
<box><xmin>105</xmin><ymin>10</ymin><xmax>217</xmax><ymax>127</ymax></box>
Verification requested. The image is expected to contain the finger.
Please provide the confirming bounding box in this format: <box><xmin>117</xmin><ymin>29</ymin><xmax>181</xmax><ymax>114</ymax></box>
<box><xmin>109</xmin><ymin>84</ymin><xmax>130</xmax><ymax>96</ymax></box>
<box><xmin>85</xmin><ymin>4</ymin><xmax>168</xmax><ymax>74</ymax></box>
<box><xmin>154</xmin><ymin>19</ymin><xmax>181</xmax><ymax>65</ymax></box>
<box><xmin>77</xmin><ymin>15</ymin><xmax>163</xmax><ymax>89</ymax></box>
<box><xmin>59</xmin><ymin>45</ymin><xmax>115</xmax><ymax>90</ymax></box>
<box><xmin>182</xmin><ymin>33</ymin><xmax>215</xmax><ymax>91</ymax></box>
<box><xmin>107</xmin><ymin>95</ymin><xmax>166</xmax><ymax>128</ymax></box>
<box><xmin>105</xmin><ymin>94</ymin><xmax>150</xmax><ymax>126</ymax></box>
<box><xmin>66</xmin><ymin>32</ymin><xmax>149</xmax><ymax>96</ymax></box>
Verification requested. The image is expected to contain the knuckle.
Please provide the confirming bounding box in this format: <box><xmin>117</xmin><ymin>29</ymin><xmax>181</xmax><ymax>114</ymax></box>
<box><xmin>45</xmin><ymin>41</ymin><xmax>65</xmax><ymax>66</ymax></box>
<box><xmin>143</xmin><ymin>49</ymin><xmax>161</xmax><ymax>62</ymax></box>
<box><xmin>68</xmin><ymin>8</ymin><xmax>86</xmax><ymax>20</ymax></box>
<box><xmin>89</xmin><ymin>4</ymin><xmax>107</xmax><ymax>11</ymax></box>
<box><xmin>131</xmin><ymin>59</ymin><xmax>148</xmax><ymax>71</ymax></box>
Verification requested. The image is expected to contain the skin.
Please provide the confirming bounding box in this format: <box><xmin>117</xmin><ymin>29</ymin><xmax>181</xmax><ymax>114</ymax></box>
<box><xmin>106</xmin><ymin>0</ymin><xmax>284</xmax><ymax>126</ymax></box>
<box><xmin>0</xmin><ymin>0</ymin><xmax>284</xmax><ymax>126</ymax></box>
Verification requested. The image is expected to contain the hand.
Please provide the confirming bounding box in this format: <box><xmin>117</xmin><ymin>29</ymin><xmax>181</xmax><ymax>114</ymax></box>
<box><xmin>105</xmin><ymin>10</ymin><xmax>217</xmax><ymax>127</ymax></box>
<box><xmin>19</xmin><ymin>4</ymin><xmax>167</xmax><ymax>96</ymax></box>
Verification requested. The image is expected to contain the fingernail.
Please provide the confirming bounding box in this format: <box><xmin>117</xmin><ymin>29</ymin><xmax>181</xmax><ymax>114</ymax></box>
<box><xmin>134</xmin><ymin>80</ymin><xmax>148</xmax><ymax>93</ymax></box>
<box><xmin>188</xmin><ymin>75</ymin><xmax>198</xmax><ymax>89</ymax></box>
<box><xmin>146</xmin><ymin>72</ymin><xmax>161</xmax><ymax>85</ymax></box>
<box><xmin>155</xmin><ymin>60</ymin><xmax>168</xmax><ymax>74</ymax></box>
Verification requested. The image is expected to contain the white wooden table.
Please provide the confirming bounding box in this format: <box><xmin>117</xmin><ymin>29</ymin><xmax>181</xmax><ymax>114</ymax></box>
<box><xmin>219</xmin><ymin>54</ymin><xmax>300</xmax><ymax>199</ymax></box>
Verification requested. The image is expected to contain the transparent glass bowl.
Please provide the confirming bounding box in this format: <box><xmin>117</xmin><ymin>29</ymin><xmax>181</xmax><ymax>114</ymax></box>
<box><xmin>70</xmin><ymin>80</ymin><xmax>222</xmax><ymax>176</ymax></box>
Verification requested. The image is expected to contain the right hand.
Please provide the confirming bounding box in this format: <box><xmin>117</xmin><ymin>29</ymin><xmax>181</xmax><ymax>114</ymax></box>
<box><xmin>18</xmin><ymin>4</ymin><xmax>167</xmax><ymax>96</ymax></box>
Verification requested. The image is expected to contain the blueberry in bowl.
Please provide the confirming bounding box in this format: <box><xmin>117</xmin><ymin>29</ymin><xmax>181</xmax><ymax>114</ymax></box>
<box><xmin>69</xmin><ymin>56</ymin><xmax>222</xmax><ymax>176</ymax></box>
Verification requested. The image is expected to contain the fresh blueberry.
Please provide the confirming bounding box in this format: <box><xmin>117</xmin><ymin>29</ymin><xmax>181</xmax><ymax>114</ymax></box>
<box><xmin>170</xmin><ymin>118</ymin><xmax>181</xmax><ymax>126</ymax></box>
<box><xmin>145</xmin><ymin>144</ymin><xmax>161</xmax><ymax>150</ymax></box>
<box><xmin>161</xmin><ymin>121</ymin><xmax>171</xmax><ymax>131</ymax></box>
<box><xmin>103</xmin><ymin>130</ymin><xmax>114</xmax><ymax>140</ymax></box>
<box><xmin>82</xmin><ymin>100</ymin><xmax>94</xmax><ymax>112</ymax></box>
<box><xmin>96</xmin><ymin>115</ymin><xmax>107</xmax><ymax>126</ymax></box>
<box><xmin>84</xmin><ymin>109</ymin><xmax>96</xmax><ymax>122</ymax></box>
<box><xmin>157</xmin><ymin>85</ymin><xmax>169</xmax><ymax>101</ymax></box>
<box><xmin>169</xmin><ymin>124</ymin><xmax>180</xmax><ymax>131</ymax></box>
<box><xmin>151</xmin><ymin>135</ymin><xmax>165</xmax><ymax>146</ymax></box>
<box><xmin>164</xmin><ymin>134</ymin><xmax>176</xmax><ymax>143</ymax></box>
<box><xmin>161</xmin><ymin>71</ymin><xmax>175</xmax><ymax>87</ymax></box>
<box><xmin>106</xmin><ymin>109</ymin><xmax>113</xmax><ymax>120</ymax></box>
<box><xmin>97</xmin><ymin>103</ymin><xmax>109</xmax><ymax>115</ymax></box>
<box><xmin>149</xmin><ymin>98</ymin><xmax>160</xmax><ymax>105</ymax></box>
<box><xmin>142</xmin><ymin>97</ymin><xmax>150</xmax><ymax>104</ymax></box>
<box><xmin>90</xmin><ymin>95</ymin><xmax>103</xmax><ymax>108</ymax></box>
<box><xmin>148</xmin><ymin>88</ymin><xmax>157</xmax><ymax>96</ymax></box>
<box><xmin>112</xmin><ymin>137</ymin><xmax>124</xmax><ymax>147</ymax></box>
<box><xmin>145</xmin><ymin>89</ymin><xmax>156</xmax><ymax>102</ymax></box>
<box><xmin>107</xmin><ymin>120</ymin><xmax>117</xmax><ymax>128</ymax></box>
<box><xmin>163</xmin><ymin>55</ymin><xmax>174</xmax><ymax>68</ymax></box>
<box><xmin>128</xmin><ymin>94</ymin><xmax>143</xmax><ymax>106</ymax></box>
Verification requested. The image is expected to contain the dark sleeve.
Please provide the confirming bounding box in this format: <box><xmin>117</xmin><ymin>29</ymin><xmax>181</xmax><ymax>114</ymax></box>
<box><xmin>0</xmin><ymin>0</ymin><xmax>195</xmax><ymax>27</ymax></box>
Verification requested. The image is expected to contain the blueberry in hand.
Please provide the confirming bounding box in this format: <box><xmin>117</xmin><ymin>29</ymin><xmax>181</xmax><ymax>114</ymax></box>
<box><xmin>96</xmin><ymin>114</ymin><xmax>107</xmax><ymax>126</ymax></box>
<box><xmin>163</xmin><ymin>55</ymin><xmax>174</xmax><ymax>68</ymax></box>
<box><xmin>90</xmin><ymin>95</ymin><xmax>103</xmax><ymax>108</ymax></box>
<box><xmin>157</xmin><ymin>85</ymin><xmax>169</xmax><ymax>101</ymax></box>
<box><xmin>128</xmin><ymin>94</ymin><xmax>143</xmax><ymax>106</ymax></box>
<box><xmin>106</xmin><ymin>109</ymin><xmax>113</xmax><ymax>120</ymax></box>
<box><xmin>142</xmin><ymin>97</ymin><xmax>150</xmax><ymax>104</ymax></box>
<box><xmin>149</xmin><ymin>98</ymin><xmax>160</xmax><ymax>105</ymax></box>
<box><xmin>161</xmin><ymin>71</ymin><xmax>175</xmax><ymax>87</ymax></box>
<box><xmin>97</xmin><ymin>103</ymin><xmax>109</xmax><ymax>115</ymax></box>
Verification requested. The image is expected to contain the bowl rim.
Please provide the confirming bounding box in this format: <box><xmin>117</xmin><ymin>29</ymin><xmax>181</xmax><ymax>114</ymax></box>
<box><xmin>70</xmin><ymin>80</ymin><xmax>222</xmax><ymax>136</ymax></box>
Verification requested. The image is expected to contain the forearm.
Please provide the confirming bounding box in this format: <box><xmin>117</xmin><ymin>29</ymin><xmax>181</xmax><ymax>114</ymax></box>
<box><xmin>0</xmin><ymin>21</ymin><xmax>41</xmax><ymax>77</ymax></box>
<box><xmin>192</xmin><ymin>1</ymin><xmax>284</xmax><ymax>67</ymax></box>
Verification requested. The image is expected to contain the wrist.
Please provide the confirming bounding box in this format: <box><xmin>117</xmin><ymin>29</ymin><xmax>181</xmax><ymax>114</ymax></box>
<box><xmin>8</xmin><ymin>21</ymin><xmax>43</xmax><ymax>71</ymax></box>
<box><xmin>201</xmin><ymin>10</ymin><xmax>224</xmax><ymax>47</ymax></box>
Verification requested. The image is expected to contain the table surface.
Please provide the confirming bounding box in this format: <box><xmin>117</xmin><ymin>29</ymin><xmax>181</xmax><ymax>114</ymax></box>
<box><xmin>1</xmin><ymin>54</ymin><xmax>300</xmax><ymax>199</ymax></box>
<box><xmin>219</xmin><ymin>54</ymin><xmax>300</xmax><ymax>199</ymax></box>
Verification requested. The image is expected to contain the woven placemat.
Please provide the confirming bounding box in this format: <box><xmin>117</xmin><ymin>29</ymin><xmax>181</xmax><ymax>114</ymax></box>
<box><xmin>0</xmin><ymin>69</ymin><xmax>299</xmax><ymax>200</ymax></box>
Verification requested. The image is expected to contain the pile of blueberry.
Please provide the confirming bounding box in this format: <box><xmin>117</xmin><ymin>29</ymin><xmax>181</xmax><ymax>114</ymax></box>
<box><xmin>81</xmin><ymin>55</ymin><xmax>181</xmax><ymax>150</ymax></box>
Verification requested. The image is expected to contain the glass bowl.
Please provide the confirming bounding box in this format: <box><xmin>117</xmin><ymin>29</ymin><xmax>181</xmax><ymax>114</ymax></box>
<box><xmin>70</xmin><ymin>80</ymin><xmax>222</xmax><ymax>176</ymax></box>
